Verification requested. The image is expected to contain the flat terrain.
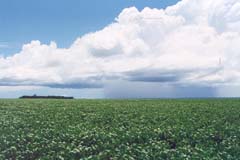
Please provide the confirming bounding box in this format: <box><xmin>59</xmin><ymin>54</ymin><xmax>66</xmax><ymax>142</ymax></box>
<box><xmin>0</xmin><ymin>99</ymin><xmax>240</xmax><ymax>159</ymax></box>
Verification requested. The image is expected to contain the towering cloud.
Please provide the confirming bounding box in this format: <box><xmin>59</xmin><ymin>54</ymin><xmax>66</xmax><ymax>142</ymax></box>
<box><xmin>0</xmin><ymin>0</ymin><xmax>240</xmax><ymax>94</ymax></box>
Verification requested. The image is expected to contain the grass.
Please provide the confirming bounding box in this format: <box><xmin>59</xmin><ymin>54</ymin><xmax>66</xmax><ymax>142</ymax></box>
<box><xmin>0</xmin><ymin>99</ymin><xmax>240</xmax><ymax>159</ymax></box>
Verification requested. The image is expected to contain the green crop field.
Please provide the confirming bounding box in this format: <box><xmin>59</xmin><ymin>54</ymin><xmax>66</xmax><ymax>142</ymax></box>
<box><xmin>0</xmin><ymin>99</ymin><xmax>240</xmax><ymax>159</ymax></box>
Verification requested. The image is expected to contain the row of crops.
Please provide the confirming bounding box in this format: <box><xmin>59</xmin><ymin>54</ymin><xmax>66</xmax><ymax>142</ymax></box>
<box><xmin>0</xmin><ymin>99</ymin><xmax>240</xmax><ymax>159</ymax></box>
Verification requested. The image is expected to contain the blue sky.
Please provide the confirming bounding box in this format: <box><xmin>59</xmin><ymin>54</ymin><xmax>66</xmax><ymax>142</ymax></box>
<box><xmin>0</xmin><ymin>0</ymin><xmax>240</xmax><ymax>98</ymax></box>
<box><xmin>0</xmin><ymin>0</ymin><xmax>179</xmax><ymax>56</ymax></box>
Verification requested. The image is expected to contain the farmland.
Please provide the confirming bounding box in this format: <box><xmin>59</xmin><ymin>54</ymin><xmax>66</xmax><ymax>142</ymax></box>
<box><xmin>0</xmin><ymin>99</ymin><xmax>240</xmax><ymax>159</ymax></box>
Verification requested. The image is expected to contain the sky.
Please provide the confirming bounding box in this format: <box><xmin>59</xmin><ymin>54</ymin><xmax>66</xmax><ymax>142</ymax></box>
<box><xmin>0</xmin><ymin>0</ymin><xmax>240</xmax><ymax>98</ymax></box>
<box><xmin>0</xmin><ymin>0</ymin><xmax>179</xmax><ymax>55</ymax></box>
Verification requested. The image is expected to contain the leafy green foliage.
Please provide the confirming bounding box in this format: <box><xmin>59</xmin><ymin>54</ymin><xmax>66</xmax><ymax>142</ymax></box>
<box><xmin>0</xmin><ymin>99</ymin><xmax>240</xmax><ymax>159</ymax></box>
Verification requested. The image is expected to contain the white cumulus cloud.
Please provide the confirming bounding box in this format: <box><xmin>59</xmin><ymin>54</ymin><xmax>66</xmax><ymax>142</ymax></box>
<box><xmin>0</xmin><ymin>0</ymin><xmax>240</xmax><ymax>91</ymax></box>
